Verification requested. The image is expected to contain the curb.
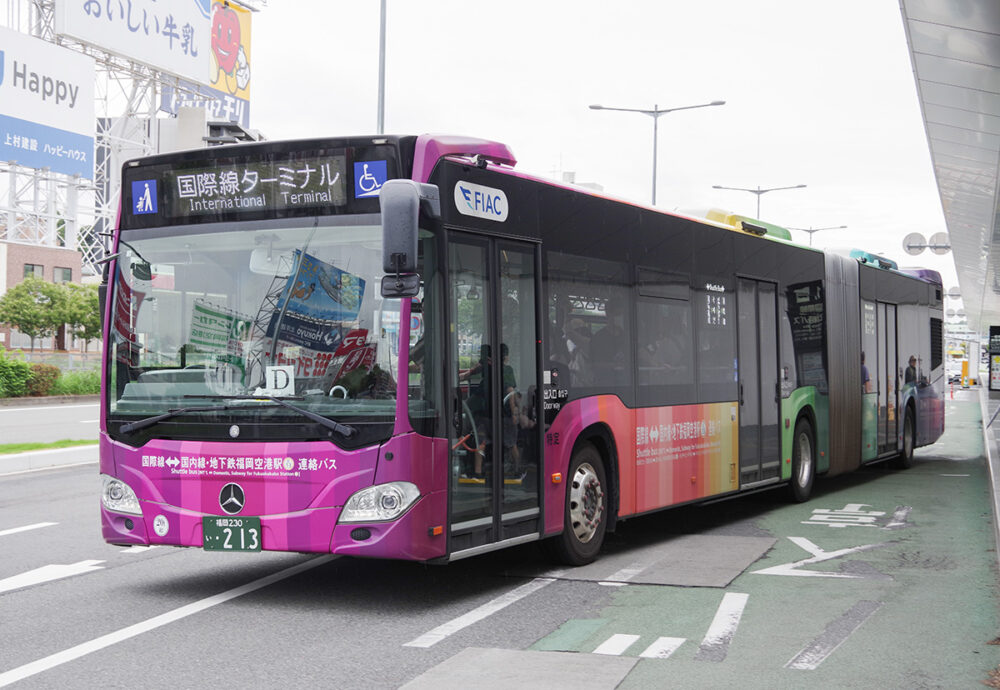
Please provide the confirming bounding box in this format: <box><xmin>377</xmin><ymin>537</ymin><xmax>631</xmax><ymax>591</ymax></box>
<box><xmin>0</xmin><ymin>444</ymin><xmax>98</xmax><ymax>475</ymax></box>
<box><xmin>979</xmin><ymin>389</ymin><xmax>1000</xmax><ymax>573</ymax></box>
<box><xmin>0</xmin><ymin>394</ymin><xmax>99</xmax><ymax>407</ymax></box>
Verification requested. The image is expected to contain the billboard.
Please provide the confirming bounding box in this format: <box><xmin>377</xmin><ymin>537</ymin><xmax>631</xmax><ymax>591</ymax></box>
<box><xmin>55</xmin><ymin>0</ymin><xmax>211</xmax><ymax>85</ymax></box>
<box><xmin>0</xmin><ymin>26</ymin><xmax>95</xmax><ymax>178</ymax></box>
<box><xmin>160</xmin><ymin>0</ymin><xmax>252</xmax><ymax>127</ymax></box>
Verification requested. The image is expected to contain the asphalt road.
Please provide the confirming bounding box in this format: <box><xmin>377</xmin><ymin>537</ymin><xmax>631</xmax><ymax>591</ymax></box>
<box><xmin>1</xmin><ymin>395</ymin><xmax>997</xmax><ymax>688</ymax></box>
<box><xmin>0</xmin><ymin>402</ymin><xmax>99</xmax><ymax>445</ymax></box>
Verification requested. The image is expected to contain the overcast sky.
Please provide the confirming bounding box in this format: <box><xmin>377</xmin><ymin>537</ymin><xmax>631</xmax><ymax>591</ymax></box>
<box><xmin>251</xmin><ymin>0</ymin><xmax>959</xmax><ymax>296</ymax></box>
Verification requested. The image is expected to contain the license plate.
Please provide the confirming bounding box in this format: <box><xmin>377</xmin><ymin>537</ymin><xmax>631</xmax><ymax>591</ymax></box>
<box><xmin>203</xmin><ymin>516</ymin><xmax>261</xmax><ymax>552</ymax></box>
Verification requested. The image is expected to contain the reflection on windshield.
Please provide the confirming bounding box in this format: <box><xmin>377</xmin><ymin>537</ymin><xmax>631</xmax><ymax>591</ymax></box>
<box><xmin>108</xmin><ymin>218</ymin><xmax>403</xmax><ymax>431</ymax></box>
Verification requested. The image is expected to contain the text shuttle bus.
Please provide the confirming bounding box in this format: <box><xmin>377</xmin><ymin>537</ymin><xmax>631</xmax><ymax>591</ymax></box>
<box><xmin>99</xmin><ymin>134</ymin><xmax>945</xmax><ymax>564</ymax></box>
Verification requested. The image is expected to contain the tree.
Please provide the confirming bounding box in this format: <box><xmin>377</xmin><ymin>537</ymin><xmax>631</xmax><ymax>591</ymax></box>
<box><xmin>0</xmin><ymin>277</ymin><xmax>68</xmax><ymax>351</ymax></box>
<box><xmin>65</xmin><ymin>283</ymin><xmax>102</xmax><ymax>352</ymax></box>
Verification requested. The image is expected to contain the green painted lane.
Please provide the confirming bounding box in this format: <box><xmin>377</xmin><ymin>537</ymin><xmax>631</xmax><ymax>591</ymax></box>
<box><xmin>534</xmin><ymin>398</ymin><xmax>1000</xmax><ymax>687</ymax></box>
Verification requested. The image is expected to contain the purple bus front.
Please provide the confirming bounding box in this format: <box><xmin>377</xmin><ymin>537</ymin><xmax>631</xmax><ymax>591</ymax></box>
<box><xmin>99</xmin><ymin>137</ymin><xmax>451</xmax><ymax>561</ymax></box>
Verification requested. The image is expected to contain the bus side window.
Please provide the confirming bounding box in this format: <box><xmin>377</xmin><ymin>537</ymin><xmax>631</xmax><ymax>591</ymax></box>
<box><xmin>637</xmin><ymin>299</ymin><xmax>693</xmax><ymax>385</ymax></box>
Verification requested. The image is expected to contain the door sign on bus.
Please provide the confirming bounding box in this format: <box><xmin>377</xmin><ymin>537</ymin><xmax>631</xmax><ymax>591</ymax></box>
<box><xmin>454</xmin><ymin>181</ymin><xmax>508</xmax><ymax>222</ymax></box>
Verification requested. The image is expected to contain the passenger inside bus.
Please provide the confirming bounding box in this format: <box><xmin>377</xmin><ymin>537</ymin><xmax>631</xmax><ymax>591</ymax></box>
<box><xmin>590</xmin><ymin>297</ymin><xmax>627</xmax><ymax>382</ymax></box>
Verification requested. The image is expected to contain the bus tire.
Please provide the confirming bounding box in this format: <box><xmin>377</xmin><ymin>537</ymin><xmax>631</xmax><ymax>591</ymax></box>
<box><xmin>552</xmin><ymin>442</ymin><xmax>607</xmax><ymax>566</ymax></box>
<box><xmin>789</xmin><ymin>418</ymin><xmax>815</xmax><ymax>503</ymax></box>
<box><xmin>892</xmin><ymin>407</ymin><xmax>915</xmax><ymax>469</ymax></box>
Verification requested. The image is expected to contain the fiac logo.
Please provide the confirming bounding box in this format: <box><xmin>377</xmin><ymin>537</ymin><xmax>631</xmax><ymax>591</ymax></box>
<box><xmin>454</xmin><ymin>181</ymin><xmax>508</xmax><ymax>222</ymax></box>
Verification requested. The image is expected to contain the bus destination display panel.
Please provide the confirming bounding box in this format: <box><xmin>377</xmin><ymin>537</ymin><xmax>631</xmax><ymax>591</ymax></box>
<box><xmin>122</xmin><ymin>151</ymin><xmax>354</xmax><ymax>229</ymax></box>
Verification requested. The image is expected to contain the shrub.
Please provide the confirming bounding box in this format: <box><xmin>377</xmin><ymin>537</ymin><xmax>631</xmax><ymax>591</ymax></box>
<box><xmin>49</xmin><ymin>369</ymin><xmax>101</xmax><ymax>395</ymax></box>
<box><xmin>0</xmin><ymin>349</ymin><xmax>32</xmax><ymax>397</ymax></box>
<box><xmin>26</xmin><ymin>363</ymin><xmax>61</xmax><ymax>397</ymax></box>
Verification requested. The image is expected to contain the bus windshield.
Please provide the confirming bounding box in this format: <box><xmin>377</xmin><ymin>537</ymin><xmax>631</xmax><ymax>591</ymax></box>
<box><xmin>107</xmin><ymin>214</ymin><xmax>405</xmax><ymax>446</ymax></box>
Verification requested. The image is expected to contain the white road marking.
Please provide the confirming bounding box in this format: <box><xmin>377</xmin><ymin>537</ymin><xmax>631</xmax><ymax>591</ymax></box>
<box><xmin>0</xmin><ymin>522</ymin><xmax>58</xmax><ymax>538</ymax></box>
<box><xmin>694</xmin><ymin>592</ymin><xmax>748</xmax><ymax>662</ymax></box>
<box><xmin>884</xmin><ymin>506</ymin><xmax>912</xmax><ymax>530</ymax></box>
<box><xmin>786</xmin><ymin>600</ymin><xmax>883</xmax><ymax>670</ymax></box>
<box><xmin>940</xmin><ymin>473</ymin><xmax>970</xmax><ymax>477</ymax></box>
<box><xmin>753</xmin><ymin>537</ymin><xmax>887</xmax><ymax>578</ymax></box>
<box><xmin>598</xmin><ymin>561</ymin><xmax>645</xmax><ymax>587</ymax></box>
<box><xmin>593</xmin><ymin>634</ymin><xmax>640</xmax><ymax>656</ymax></box>
<box><xmin>0</xmin><ymin>404</ymin><xmax>98</xmax><ymax>413</ymax></box>
<box><xmin>640</xmin><ymin>636</ymin><xmax>686</xmax><ymax>659</ymax></box>
<box><xmin>403</xmin><ymin>577</ymin><xmax>557</xmax><ymax>648</ymax></box>
<box><xmin>0</xmin><ymin>554</ymin><xmax>335</xmax><ymax>688</ymax></box>
<box><xmin>119</xmin><ymin>545</ymin><xmax>160</xmax><ymax>554</ymax></box>
<box><xmin>0</xmin><ymin>560</ymin><xmax>105</xmax><ymax>594</ymax></box>
<box><xmin>78</xmin><ymin>420</ymin><xmax>99</xmax><ymax>424</ymax></box>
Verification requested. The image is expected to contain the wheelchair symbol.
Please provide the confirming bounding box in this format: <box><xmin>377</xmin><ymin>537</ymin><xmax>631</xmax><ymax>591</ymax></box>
<box><xmin>358</xmin><ymin>164</ymin><xmax>380</xmax><ymax>194</ymax></box>
<box><xmin>354</xmin><ymin>160</ymin><xmax>387</xmax><ymax>198</ymax></box>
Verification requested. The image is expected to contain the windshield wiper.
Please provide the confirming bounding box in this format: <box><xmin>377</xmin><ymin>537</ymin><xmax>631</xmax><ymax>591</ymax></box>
<box><xmin>183</xmin><ymin>394</ymin><xmax>357</xmax><ymax>438</ymax></box>
<box><xmin>119</xmin><ymin>404</ymin><xmax>264</xmax><ymax>434</ymax></box>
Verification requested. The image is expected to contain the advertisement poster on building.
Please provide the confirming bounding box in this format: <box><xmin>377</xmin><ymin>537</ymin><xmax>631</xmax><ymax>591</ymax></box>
<box><xmin>0</xmin><ymin>26</ymin><xmax>95</xmax><ymax>177</ymax></box>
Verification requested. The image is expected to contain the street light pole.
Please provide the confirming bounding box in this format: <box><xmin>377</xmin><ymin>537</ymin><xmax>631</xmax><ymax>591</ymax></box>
<box><xmin>712</xmin><ymin>183</ymin><xmax>807</xmax><ymax>219</ymax></box>
<box><xmin>590</xmin><ymin>100</ymin><xmax>725</xmax><ymax>206</ymax></box>
<box><xmin>786</xmin><ymin>225</ymin><xmax>847</xmax><ymax>247</ymax></box>
<box><xmin>377</xmin><ymin>0</ymin><xmax>387</xmax><ymax>134</ymax></box>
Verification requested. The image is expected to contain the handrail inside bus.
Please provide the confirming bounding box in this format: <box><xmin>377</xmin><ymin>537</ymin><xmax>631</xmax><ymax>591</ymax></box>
<box><xmin>411</xmin><ymin>134</ymin><xmax>517</xmax><ymax>183</ymax></box>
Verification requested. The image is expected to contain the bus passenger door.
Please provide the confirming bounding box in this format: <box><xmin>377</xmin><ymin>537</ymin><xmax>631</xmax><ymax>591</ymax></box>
<box><xmin>737</xmin><ymin>278</ymin><xmax>781</xmax><ymax>486</ymax></box>
<box><xmin>447</xmin><ymin>233</ymin><xmax>541</xmax><ymax>555</ymax></box>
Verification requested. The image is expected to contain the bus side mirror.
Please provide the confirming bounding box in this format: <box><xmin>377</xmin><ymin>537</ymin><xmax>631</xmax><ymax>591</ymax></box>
<box><xmin>380</xmin><ymin>180</ymin><xmax>439</xmax><ymax>298</ymax></box>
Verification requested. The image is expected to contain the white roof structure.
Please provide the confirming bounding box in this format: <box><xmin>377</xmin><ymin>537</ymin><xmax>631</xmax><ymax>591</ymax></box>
<box><xmin>899</xmin><ymin>0</ymin><xmax>1000</xmax><ymax>333</ymax></box>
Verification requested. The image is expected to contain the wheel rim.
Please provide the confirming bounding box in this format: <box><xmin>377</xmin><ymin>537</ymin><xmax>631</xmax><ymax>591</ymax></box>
<box><xmin>569</xmin><ymin>462</ymin><xmax>604</xmax><ymax>544</ymax></box>
<box><xmin>796</xmin><ymin>431</ymin><xmax>813</xmax><ymax>488</ymax></box>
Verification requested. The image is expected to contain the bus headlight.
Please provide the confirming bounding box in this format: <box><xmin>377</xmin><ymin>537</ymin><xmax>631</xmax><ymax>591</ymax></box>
<box><xmin>339</xmin><ymin>482</ymin><xmax>420</xmax><ymax>523</ymax></box>
<box><xmin>101</xmin><ymin>474</ymin><xmax>142</xmax><ymax>515</ymax></box>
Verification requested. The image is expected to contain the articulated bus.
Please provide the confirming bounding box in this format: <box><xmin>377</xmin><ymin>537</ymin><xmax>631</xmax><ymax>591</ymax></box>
<box><xmin>100</xmin><ymin>134</ymin><xmax>945</xmax><ymax>565</ymax></box>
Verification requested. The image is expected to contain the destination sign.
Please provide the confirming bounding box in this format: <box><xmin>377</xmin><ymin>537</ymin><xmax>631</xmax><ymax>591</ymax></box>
<box><xmin>157</xmin><ymin>155</ymin><xmax>348</xmax><ymax>218</ymax></box>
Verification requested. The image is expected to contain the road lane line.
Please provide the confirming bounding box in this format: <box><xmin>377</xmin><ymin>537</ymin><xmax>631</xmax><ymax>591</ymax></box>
<box><xmin>0</xmin><ymin>554</ymin><xmax>335</xmax><ymax>688</ymax></box>
<box><xmin>0</xmin><ymin>522</ymin><xmax>58</xmax><ymax>537</ymax></box>
<box><xmin>593</xmin><ymin>634</ymin><xmax>640</xmax><ymax>656</ymax></box>
<box><xmin>694</xmin><ymin>592</ymin><xmax>749</xmax><ymax>662</ymax></box>
<box><xmin>0</xmin><ymin>560</ymin><xmax>105</xmax><ymax>594</ymax></box>
<box><xmin>785</xmin><ymin>600</ymin><xmax>883</xmax><ymax>670</ymax></box>
<box><xmin>640</xmin><ymin>637</ymin><xmax>685</xmax><ymax>659</ymax></box>
<box><xmin>0</xmin><ymin>404</ymin><xmax>99</xmax><ymax>413</ymax></box>
<box><xmin>403</xmin><ymin>577</ymin><xmax>557</xmax><ymax>648</ymax></box>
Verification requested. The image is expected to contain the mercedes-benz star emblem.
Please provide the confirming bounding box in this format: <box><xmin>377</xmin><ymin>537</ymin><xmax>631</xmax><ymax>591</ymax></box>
<box><xmin>219</xmin><ymin>483</ymin><xmax>245</xmax><ymax>515</ymax></box>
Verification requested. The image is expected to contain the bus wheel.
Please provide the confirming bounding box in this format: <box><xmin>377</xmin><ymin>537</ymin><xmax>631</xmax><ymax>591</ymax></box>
<box><xmin>789</xmin><ymin>418</ymin><xmax>815</xmax><ymax>503</ymax></box>
<box><xmin>892</xmin><ymin>408</ymin><xmax>915</xmax><ymax>469</ymax></box>
<box><xmin>553</xmin><ymin>443</ymin><xmax>607</xmax><ymax>566</ymax></box>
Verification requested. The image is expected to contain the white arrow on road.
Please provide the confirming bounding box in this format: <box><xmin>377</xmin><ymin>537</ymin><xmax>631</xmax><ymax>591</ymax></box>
<box><xmin>0</xmin><ymin>560</ymin><xmax>105</xmax><ymax>594</ymax></box>
<box><xmin>752</xmin><ymin>537</ymin><xmax>888</xmax><ymax>578</ymax></box>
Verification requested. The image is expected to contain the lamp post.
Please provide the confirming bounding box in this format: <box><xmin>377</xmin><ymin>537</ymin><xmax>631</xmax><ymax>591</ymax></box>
<box><xmin>711</xmin><ymin>184</ymin><xmax>807</xmax><ymax>219</ymax></box>
<box><xmin>786</xmin><ymin>225</ymin><xmax>847</xmax><ymax>247</ymax></box>
<box><xmin>590</xmin><ymin>100</ymin><xmax>725</xmax><ymax>206</ymax></box>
